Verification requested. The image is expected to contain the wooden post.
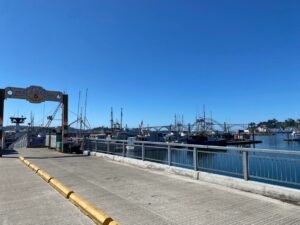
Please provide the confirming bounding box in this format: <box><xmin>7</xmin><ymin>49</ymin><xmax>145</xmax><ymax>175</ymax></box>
<box><xmin>61</xmin><ymin>94</ymin><xmax>68</xmax><ymax>153</ymax></box>
<box><xmin>0</xmin><ymin>89</ymin><xmax>4</xmax><ymax>157</ymax></box>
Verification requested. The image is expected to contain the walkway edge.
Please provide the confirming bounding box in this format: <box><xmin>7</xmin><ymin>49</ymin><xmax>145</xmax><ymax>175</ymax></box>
<box><xmin>18</xmin><ymin>156</ymin><xmax>120</xmax><ymax>225</ymax></box>
<box><xmin>87</xmin><ymin>151</ymin><xmax>300</xmax><ymax>204</ymax></box>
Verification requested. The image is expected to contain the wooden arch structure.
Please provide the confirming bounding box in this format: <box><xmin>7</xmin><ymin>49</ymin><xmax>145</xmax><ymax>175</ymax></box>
<box><xmin>0</xmin><ymin>86</ymin><xmax>68</xmax><ymax>157</ymax></box>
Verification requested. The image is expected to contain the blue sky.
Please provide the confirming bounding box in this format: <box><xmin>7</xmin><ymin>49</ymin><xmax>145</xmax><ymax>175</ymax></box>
<box><xmin>0</xmin><ymin>0</ymin><xmax>299</xmax><ymax>128</ymax></box>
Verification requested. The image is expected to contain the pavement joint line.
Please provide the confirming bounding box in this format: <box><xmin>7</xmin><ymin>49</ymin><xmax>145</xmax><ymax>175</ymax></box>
<box><xmin>18</xmin><ymin>156</ymin><xmax>120</xmax><ymax>225</ymax></box>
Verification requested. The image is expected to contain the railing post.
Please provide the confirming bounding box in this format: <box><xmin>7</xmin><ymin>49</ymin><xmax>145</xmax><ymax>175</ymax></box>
<box><xmin>243</xmin><ymin>151</ymin><xmax>249</xmax><ymax>180</ymax></box>
<box><xmin>95</xmin><ymin>140</ymin><xmax>98</xmax><ymax>152</ymax></box>
<box><xmin>193</xmin><ymin>147</ymin><xmax>198</xmax><ymax>171</ymax></box>
<box><xmin>142</xmin><ymin>143</ymin><xmax>145</xmax><ymax>161</ymax></box>
<box><xmin>168</xmin><ymin>144</ymin><xmax>171</xmax><ymax>166</ymax></box>
<box><xmin>80</xmin><ymin>138</ymin><xmax>85</xmax><ymax>152</ymax></box>
<box><xmin>122</xmin><ymin>142</ymin><xmax>126</xmax><ymax>157</ymax></box>
<box><xmin>107</xmin><ymin>141</ymin><xmax>110</xmax><ymax>154</ymax></box>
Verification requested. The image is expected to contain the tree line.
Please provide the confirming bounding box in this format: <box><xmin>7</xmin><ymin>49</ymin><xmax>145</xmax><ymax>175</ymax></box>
<box><xmin>254</xmin><ymin>118</ymin><xmax>300</xmax><ymax>129</ymax></box>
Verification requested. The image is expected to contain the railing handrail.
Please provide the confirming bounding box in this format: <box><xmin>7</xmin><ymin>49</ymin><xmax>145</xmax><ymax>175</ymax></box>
<box><xmin>8</xmin><ymin>133</ymin><xmax>28</xmax><ymax>149</ymax></box>
<box><xmin>87</xmin><ymin>138</ymin><xmax>300</xmax><ymax>156</ymax></box>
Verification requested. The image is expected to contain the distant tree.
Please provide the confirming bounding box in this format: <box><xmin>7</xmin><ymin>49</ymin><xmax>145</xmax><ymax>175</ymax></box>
<box><xmin>248</xmin><ymin>122</ymin><xmax>256</xmax><ymax>127</ymax></box>
<box><xmin>256</xmin><ymin>118</ymin><xmax>300</xmax><ymax>129</ymax></box>
<box><xmin>284</xmin><ymin>118</ymin><xmax>296</xmax><ymax>128</ymax></box>
<box><xmin>266</xmin><ymin>119</ymin><xmax>278</xmax><ymax>128</ymax></box>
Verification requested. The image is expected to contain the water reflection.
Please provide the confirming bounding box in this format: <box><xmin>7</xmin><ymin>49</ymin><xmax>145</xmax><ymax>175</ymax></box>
<box><xmin>256</xmin><ymin>134</ymin><xmax>300</xmax><ymax>151</ymax></box>
<box><xmin>88</xmin><ymin>136</ymin><xmax>300</xmax><ymax>188</ymax></box>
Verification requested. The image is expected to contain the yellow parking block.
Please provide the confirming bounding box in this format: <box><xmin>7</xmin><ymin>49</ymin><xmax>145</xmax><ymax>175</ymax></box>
<box><xmin>37</xmin><ymin>169</ymin><xmax>53</xmax><ymax>183</ymax></box>
<box><xmin>23</xmin><ymin>159</ymin><xmax>31</xmax><ymax>167</ymax></box>
<box><xmin>49</xmin><ymin>178</ymin><xmax>74</xmax><ymax>199</ymax></box>
<box><xmin>19</xmin><ymin>156</ymin><xmax>25</xmax><ymax>161</ymax></box>
<box><xmin>29</xmin><ymin>163</ymin><xmax>40</xmax><ymax>173</ymax></box>
<box><xmin>69</xmin><ymin>193</ymin><xmax>113</xmax><ymax>225</ymax></box>
<box><xmin>108</xmin><ymin>221</ymin><xmax>120</xmax><ymax>225</ymax></box>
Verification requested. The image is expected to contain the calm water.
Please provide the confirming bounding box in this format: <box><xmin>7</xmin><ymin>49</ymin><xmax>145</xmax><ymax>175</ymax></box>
<box><xmin>89</xmin><ymin>134</ymin><xmax>300</xmax><ymax>189</ymax></box>
<box><xmin>255</xmin><ymin>134</ymin><xmax>300</xmax><ymax>151</ymax></box>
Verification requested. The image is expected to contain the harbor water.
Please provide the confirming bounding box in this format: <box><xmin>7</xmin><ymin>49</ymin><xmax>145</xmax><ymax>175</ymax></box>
<box><xmin>87</xmin><ymin>134</ymin><xmax>300</xmax><ymax>189</ymax></box>
<box><xmin>255</xmin><ymin>134</ymin><xmax>300</xmax><ymax>151</ymax></box>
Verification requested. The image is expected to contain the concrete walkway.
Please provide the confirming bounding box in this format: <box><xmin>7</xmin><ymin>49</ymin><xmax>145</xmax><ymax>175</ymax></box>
<box><xmin>4</xmin><ymin>148</ymin><xmax>300</xmax><ymax>225</ymax></box>
<box><xmin>0</xmin><ymin>150</ymin><xmax>94</xmax><ymax>225</ymax></box>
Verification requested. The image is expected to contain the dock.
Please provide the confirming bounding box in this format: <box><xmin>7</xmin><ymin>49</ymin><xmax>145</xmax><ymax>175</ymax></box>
<box><xmin>227</xmin><ymin>140</ymin><xmax>262</xmax><ymax>145</ymax></box>
<box><xmin>284</xmin><ymin>138</ymin><xmax>300</xmax><ymax>142</ymax></box>
<box><xmin>1</xmin><ymin>147</ymin><xmax>300</xmax><ymax>225</ymax></box>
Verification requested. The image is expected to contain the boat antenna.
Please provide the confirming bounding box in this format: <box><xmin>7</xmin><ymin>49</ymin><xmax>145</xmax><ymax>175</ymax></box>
<box><xmin>80</xmin><ymin>107</ymin><xmax>83</xmax><ymax>135</ymax></box>
<box><xmin>77</xmin><ymin>91</ymin><xmax>81</xmax><ymax>129</ymax></box>
<box><xmin>42</xmin><ymin>102</ymin><xmax>45</xmax><ymax>127</ymax></box>
<box><xmin>120</xmin><ymin>108</ymin><xmax>123</xmax><ymax>129</ymax></box>
<box><xmin>203</xmin><ymin>104</ymin><xmax>206</xmax><ymax>131</ymax></box>
<box><xmin>110</xmin><ymin>107</ymin><xmax>114</xmax><ymax>130</ymax></box>
<box><xmin>30</xmin><ymin>112</ymin><xmax>34</xmax><ymax>127</ymax></box>
<box><xmin>84</xmin><ymin>89</ymin><xmax>88</xmax><ymax>130</ymax></box>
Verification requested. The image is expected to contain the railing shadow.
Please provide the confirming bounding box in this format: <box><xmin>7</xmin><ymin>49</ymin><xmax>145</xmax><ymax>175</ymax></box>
<box><xmin>2</xmin><ymin>149</ymin><xmax>19</xmax><ymax>155</ymax></box>
<box><xmin>1</xmin><ymin>148</ymin><xmax>89</xmax><ymax>160</ymax></box>
<box><xmin>24</xmin><ymin>155</ymin><xmax>89</xmax><ymax>160</ymax></box>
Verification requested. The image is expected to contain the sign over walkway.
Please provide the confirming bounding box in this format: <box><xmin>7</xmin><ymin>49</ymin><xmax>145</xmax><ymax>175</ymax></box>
<box><xmin>4</xmin><ymin>86</ymin><xmax>63</xmax><ymax>103</ymax></box>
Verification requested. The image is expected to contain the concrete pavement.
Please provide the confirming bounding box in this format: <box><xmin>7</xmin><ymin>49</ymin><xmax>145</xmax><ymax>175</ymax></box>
<box><xmin>0</xmin><ymin>150</ymin><xmax>94</xmax><ymax>225</ymax></box>
<box><xmin>3</xmin><ymin>147</ymin><xmax>300</xmax><ymax>225</ymax></box>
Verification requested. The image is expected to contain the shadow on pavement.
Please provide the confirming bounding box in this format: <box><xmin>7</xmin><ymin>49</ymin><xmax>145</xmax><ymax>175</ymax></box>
<box><xmin>21</xmin><ymin>154</ymin><xmax>89</xmax><ymax>160</ymax></box>
<box><xmin>3</xmin><ymin>149</ymin><xmax>18</xmax><ymax>154</ymax></box>
<box><xmin>1</xmin><ymin>149</ymin><xmax>19</xmax><ymax>158</ymax></box>
<box><xmin>1</xmin><ymin>148</ymin><xmax>89</xmax><ymax>159</ymax></box>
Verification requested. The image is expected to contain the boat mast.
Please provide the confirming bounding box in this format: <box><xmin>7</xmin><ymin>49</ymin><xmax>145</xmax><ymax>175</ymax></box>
<box><xmin>203</xmin><ymin>104</ymin><xmax>206</xmax><ymax>132</ymax></box>
<box><xmin>120</xmin><ymin>108</ymin><xmax>123</xmax><ymax>130</ymax></box>
<box><xmin>110</xmin><ymin>107</ymin><xmax>114</xmax><ymax>130</ymax></box>
<box><xmin>76</xmin><ymin>91</ymin><xmax>81</xmax><ymax>130</ymax></box>
<box><xmin>84</xmin><ymin>89</ymin><xmax>88</xmax><ymax>130</ymax></box>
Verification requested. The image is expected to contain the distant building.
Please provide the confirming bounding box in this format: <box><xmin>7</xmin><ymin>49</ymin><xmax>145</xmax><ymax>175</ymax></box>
<box><xmin>256</xmin><ymin>126</ymin><xmax>267</xmax><ymax>133</ymax></box>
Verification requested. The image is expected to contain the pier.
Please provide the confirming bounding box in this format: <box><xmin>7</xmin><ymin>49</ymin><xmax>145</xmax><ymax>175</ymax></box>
<box><xmin>1</xmin><ymin>86</ymin><xmax>300</xmax><ymax>224</ymax></box>
<box><xmin>227</xmin><ymin>140</ymin><xmax>262</xmax><ymax>145</ymax></box>
<box><xmin>0</xmin><ymin>142</ymin><xmax>300</xmax><ymax>225</ymax></box>
<box><xmin>1</xmin><ymin>0</ymin><xmax>299</xmax><ymax>222</ymax></box>
<box><xmin>1</xmin><ymin>146</ymin><xmax>300</xmax><ymax>225</ymax></box>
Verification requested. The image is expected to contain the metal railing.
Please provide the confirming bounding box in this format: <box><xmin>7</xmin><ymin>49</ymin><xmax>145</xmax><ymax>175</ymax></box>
<box><xmin>84</xmin><ymin>139</ymin><xmax>300</xmax><ymax>189</ymax></box>
<box><xmin>8</xmin><ymin>133</ymin><xmax>28</xmax><ymax>149</ymax></box>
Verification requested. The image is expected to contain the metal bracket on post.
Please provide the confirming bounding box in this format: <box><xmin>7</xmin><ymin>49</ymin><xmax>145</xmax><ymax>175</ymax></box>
<box><xmin>168</xmin><ymin>145</ymin><xmax>171</xmax><ymax>166</ymax></box>
<box><xmin>142</xmin><ymin>143</ymin><xmax>145</xmax><ymax>161</ymax></box>
<box><xmin>193</xmin><ymin>147</ymin><xmax>198</xmax><ymax>171</ymax></box>
<box><xmin>243</xmin><ymin>151</ymin><xmax>249</xmax><ymax>180</ymax></box>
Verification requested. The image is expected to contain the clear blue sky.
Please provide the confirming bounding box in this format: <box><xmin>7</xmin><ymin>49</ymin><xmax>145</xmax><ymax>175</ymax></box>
<box><xmin>0</xmin><ymin>0</ymin><xmax>299</xmax><ymax>127</ymax></box>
